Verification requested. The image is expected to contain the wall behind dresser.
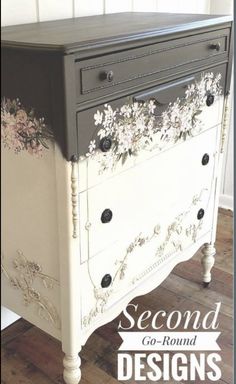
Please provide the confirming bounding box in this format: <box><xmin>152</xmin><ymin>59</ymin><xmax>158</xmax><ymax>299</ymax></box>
<box><xmin>1</xmin><ymin>0</ymin><xmax>233</xmax><ymax>330</ymax></box>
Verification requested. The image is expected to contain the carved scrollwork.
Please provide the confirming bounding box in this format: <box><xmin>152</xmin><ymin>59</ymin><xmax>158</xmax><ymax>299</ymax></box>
<box><xmin>82</xmin><ymin>287</ymin><xmax>113</xmax><ymax>328</ymax></box>
<box><xmin>71</xmin><ymin>158</ymin><xmax>79</xmax><ymax>239</ymax></box>
<box><xmin>1</xmin><ymin>250</ymin><xmax>61</xmax><ymax>329</ymax></box>
<box><xmin>220</xmin><ymin>93</ymin><xmax>230</xmax><ymax>153</ymax></box>
<box><xmin>82</xmin><ymin>189</ymin><xmax>208</xmax><ymax>328</ymax></box>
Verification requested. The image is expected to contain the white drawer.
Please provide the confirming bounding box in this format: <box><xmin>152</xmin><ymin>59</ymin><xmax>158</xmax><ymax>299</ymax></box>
<box><xmin>80</xmin><ymin>172</ymin><xmax>216</xmax><ymax>329</ymax></box>
<box><xmin>79</xmin><ymin>125</ymin><xmax>219</xmax><ymax>262</ymax></box>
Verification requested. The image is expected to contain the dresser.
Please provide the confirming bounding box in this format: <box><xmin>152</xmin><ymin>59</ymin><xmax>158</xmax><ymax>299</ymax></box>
<box><xmin>1</xmin><ymin>12</ymin><xmax>233</xmax><ymax>384</ymax></box>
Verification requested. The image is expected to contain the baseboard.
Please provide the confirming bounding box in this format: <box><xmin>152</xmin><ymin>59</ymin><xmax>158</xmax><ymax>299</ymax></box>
<box><xmin>219</xmin><ymin>194</ymin><xmax>233</xmax><ymax>211</ymax></box>
<box><xmin>1</xmin><ymin>306</ymin><xmax>20</xmax><ymax>330</ymax></box>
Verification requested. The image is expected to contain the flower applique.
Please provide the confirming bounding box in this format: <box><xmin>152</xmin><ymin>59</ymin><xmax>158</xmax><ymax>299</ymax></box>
<box><xmin>86</xmin><ymin>72</ymin><xmax>222</xmax><ymax>172</ymax></box>
<box><xmin>1</xmin><ymin>98</ymin><xmax>53</xmax><ymax>156</ymax></box>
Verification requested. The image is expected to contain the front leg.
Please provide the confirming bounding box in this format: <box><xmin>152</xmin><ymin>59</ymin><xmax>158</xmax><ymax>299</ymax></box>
<box><xmin>201</xmin><ymin>243</ymin><xmax>216</xmax><ymax>287</ymax></box>
<box><xmin>63</xmin><ymin>350</ymin><xmax>81</xmax><ymax>384</ymax></box>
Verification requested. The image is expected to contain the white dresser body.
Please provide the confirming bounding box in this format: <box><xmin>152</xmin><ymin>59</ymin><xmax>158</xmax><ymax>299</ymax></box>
<box><xmin>1</xmin><ymin>12</ymin><xmax>233</xmax><ymax>384</ymax></box>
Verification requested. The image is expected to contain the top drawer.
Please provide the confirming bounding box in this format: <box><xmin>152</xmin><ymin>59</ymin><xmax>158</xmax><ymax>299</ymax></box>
<box><xmin>76</xmin><ymin>28</ymin><xmax>230</xmax><ymax>103</ymax></box>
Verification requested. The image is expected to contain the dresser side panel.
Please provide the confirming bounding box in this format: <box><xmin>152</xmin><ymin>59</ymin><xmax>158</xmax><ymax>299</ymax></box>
<box><xmin>1</xmin><ymin>140</ymin><xmax>62</xmax><ymax>340</ymax></box>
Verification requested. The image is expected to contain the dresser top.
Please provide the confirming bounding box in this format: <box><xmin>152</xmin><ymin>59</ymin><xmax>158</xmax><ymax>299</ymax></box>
<box><xmin>1</xmin><ymin>12</ymin><xmax>232</xmax><ymax>54</ymax></box>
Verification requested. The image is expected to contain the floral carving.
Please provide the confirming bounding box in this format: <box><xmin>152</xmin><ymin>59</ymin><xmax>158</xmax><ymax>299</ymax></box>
<box><xmin>155</xmin><ymin>190</ymin><xmax>207</xmax><ymax>258</ymax></box>
<box><xmin>1</xmin><ymin>250</ymin><xmax>61</xmax><ymax>329</ymax></box>
<box><xmin>82</xmin><ymin>287</ymin><xmax>113</xmax><ymax>328</ymax></box>
<box><xmin>1</xmin><ymin>98</ymin><xmax>53</xmax><ymax>156</ymax></box>
<box><xmin>86</xmin><ymin>72</ymin><xmax>222</xmax><ymax>172</ymax></box>
<box><xmin>83</xmin><ymin>189</ymin><xmax>208</xmax><ymax>328</ymax></box>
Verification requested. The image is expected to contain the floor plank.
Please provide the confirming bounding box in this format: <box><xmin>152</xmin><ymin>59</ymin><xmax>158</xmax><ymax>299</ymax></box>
<box><xmin>1</xmin><ymin>209</ymin><xmax>233</xmax><ymax>383</ymax></box>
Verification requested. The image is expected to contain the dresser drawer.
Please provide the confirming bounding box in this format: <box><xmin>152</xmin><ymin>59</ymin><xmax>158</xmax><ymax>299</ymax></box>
<box><xmin>79</xmin><ymin>125</ymin><xmax>219</xmax><ymax>263</ymax></box>
<box><xmin>81</xmin><ymin>164</ymin><xmax>216</xmax><ymax>328</ymax></box>
<box><xmin>76</xmin><ymin>28</ymin><xmax>229</xmax><ymax>102</ymax></box>
<box><xmin>77</xmin><ymin>63</ymin><xmax>226</xmax><ymax>191</ymax></box>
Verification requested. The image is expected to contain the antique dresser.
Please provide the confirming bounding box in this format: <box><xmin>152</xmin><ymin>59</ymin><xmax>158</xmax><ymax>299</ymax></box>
<box><xmin>1</xmin><ymin>12</ymin><xmax>233</xmax><ymax>384</ymax></box>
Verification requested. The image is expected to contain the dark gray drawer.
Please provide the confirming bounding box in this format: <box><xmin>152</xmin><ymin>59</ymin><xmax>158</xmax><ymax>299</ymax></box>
<box><xmin>75</xmin><ymin>28</ymin><xmax>229</xmax><ymax>103</ymax></box>
<box><xmin>77</xmin><ymin>63</ymin><xmax>226</xmax><ymax>156</ymax></box>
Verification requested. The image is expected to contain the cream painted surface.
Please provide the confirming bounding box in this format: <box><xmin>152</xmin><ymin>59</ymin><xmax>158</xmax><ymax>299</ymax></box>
<box><xmin>1</xmin><ymin>142</ymin><xmax>61</xmax><ymax>339</ymax></box>
<box><xmin>1</xmin><ymin>81</ymin><xmax>226</xmax><ymax>380</ymax></box>
<box><xmin>78</xmin><ymin>91</ymin><xmax>224</xmax><ymax>192</ymax></box>
<box><xmin>1</xmin><ymin>3</ymin><xmax>233</xmax><ymax>383</ymax></box>
<box><xmin>54</xmin><ymin>147</ymin><xmax>82</xmax><ymax>355</ymax></box>
<box><xmin>80</xmin><ymin>231</ymin><xmax>212</xmax><ymax>344</ymax></box>
<box><xmin>80</xmin><ymin>125</ymin><xmax>219</xmax><ymax>323</ymax></box>
<box><xmin>80</xmin><ymin>126</ymin><xmax>218</xmax><ymax>262</ymax></box>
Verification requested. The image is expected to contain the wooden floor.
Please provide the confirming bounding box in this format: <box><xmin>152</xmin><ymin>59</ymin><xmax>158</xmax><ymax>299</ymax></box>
<box><xmin>1</xmin><ymin>209</ymin><xmax>233</xmax><ymax>384</ymax></box>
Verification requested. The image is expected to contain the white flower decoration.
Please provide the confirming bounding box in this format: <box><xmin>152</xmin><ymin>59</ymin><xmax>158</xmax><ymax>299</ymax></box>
<box><xmin>86</xmin><ymin>72</ymin><xmax>222</xmax><ymax>172</ymax></box>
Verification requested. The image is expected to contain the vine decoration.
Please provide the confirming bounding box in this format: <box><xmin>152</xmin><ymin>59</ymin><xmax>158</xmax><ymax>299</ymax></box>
<box><xmin>1</xmin><ymin>250</ymin><xmax>61</xmax><ymax>329</ymax></box>
<box><xmin>82</xmin><ymin>189</ymin><xmax>207</xmax><ymax>328</ymax></box>
<box><xmin>1</xmin><ymin>98</ymin><xmax>53</xmax><ymax>156</ymax></box>
<box><xmin>86</xmin><ymin>72</ymin><xmax>222</xmax><ymax>173</ymax></box>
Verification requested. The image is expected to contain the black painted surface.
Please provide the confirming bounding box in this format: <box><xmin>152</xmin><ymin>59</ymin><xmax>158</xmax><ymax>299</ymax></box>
<box><xmin>1</xmin><ymin>13</ymin><xmax>233</xmax><ymax>160</ymax></box>
<box><xmin>76</xmin><ymin>63</ymin><xmax>227</xmax><ymax>156</ymax></box>
<box><xmin>1</xmin><ymin>13</ymin><xmax>232</xmax><ymax>54</ymax></box>
<box><xmin>101</xmin><ymin>209</ymin><xmax>113</xmax><ymax>224</ymax></box>
<box><xmin>101</xmin><ymin>274</ymin><xmax>112</xmax><ymax>288</ymax></box>
<box><xmin>202</xmin><ymin>154</ymin><xmax>210</xmax><ymax>166</ymax></box>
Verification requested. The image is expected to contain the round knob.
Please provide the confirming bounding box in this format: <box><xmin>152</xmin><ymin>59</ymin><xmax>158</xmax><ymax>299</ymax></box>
<box><xmin>197</xmin><ymin>209</ymin><xmax>205</xmax><ymax>220</ymax></box>
<box><xmin>206</xmin><ymin>94</ymin><xmax>215</xmax><ymax>107</ymax></box>
<box><xmin>100</xmin><ymin>70</ymin><xmax>114</xmax><ymax>82</ymax></box>
<box><xmin>107</xmin><ymin>70</ymin><xmax>114</xmax><ymax>82</ymax></box>
<box><xmin>202</xmin><ymin>153</ymin><xmax>210</xmax><ymax>166</ymax></box>
<box><xmin>101</xmin><ymin>209</ymin><xmax>113</xmax><ymax>223</ymax></box>
<box><xmin>99</xmin><ymin>137</ymin><xmax>112</xmax><ymax>152</ymax></box>
<box><xmin>210</xmin><ymin>43</ymin><xmax>221</xmax><ymax>51</ymax></box>
<box><xmin>101</xmin><ymin>274</ymin><xmax>112</xmax><ymax>288</ymax></box>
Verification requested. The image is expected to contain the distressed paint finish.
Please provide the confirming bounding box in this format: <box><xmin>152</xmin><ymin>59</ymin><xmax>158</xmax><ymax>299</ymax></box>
<box><xmin>1</xmin><ymin>12</ymin><xmax>233</xmax><ymax>384</ymax></box>
<box><xmin>1</xmin><ymin>1</ymin><xmax>232</xmax><ymax>208</ymax></box>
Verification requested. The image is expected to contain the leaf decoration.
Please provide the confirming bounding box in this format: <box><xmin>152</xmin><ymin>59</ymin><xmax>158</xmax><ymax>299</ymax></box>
<box><xmin>86</xmin><ymin>72</ymin><xmax>222</xmax><ymax>172</ymax></box>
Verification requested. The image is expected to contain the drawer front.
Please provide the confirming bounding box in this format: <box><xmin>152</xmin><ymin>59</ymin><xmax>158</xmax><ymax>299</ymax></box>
<box><xmin>77</xmin><ymin>64</ymin><xmax>226</xmax><ymax>191</ymax></box>
<box><xmin>80</xmin><ymin>147</ymin><xmax>216</xmax><ymax>328</ymax></box>
<box><xmin>76</xmin><ymin>29</ymin><xmax>229</xmax><ymax>102</ymax></box>
<box><xmin>79</xmin><ymin>125</ymin><xmax>219</xmax><ymax>263</ymax></box>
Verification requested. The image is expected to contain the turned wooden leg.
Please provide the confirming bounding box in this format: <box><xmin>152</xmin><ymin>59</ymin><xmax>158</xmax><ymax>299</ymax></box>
<box><xmin>201</xmin><ymin>243</ymin><xmax>216</xmax><ymax>287</ymax></box>
<box><xmin>63</xmin><ymin>351</ymin><xmax>81</xmax><ymax>384</ymax></box>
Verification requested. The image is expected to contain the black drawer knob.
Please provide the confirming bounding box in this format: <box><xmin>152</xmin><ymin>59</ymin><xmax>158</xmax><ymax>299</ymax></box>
<box><xmin>202</xmin><ymin>153</ymin><xmax>210</xmax><ymax>166</ymax></box>
<box><xmin>101</xmin><ymin>209</ymin><xmax>113</xmax><ymax>223</ymax></box>
<box><xmin>210</xmin><ymin>43</ymin><xmax>221</xmax><ymax>52</ymax></box>
<box><xmin>100</xmin><ymin>70</ymin><xmax>114</xmax><ymax>82</ymax></box>
<box><xmin>206</xmin><ymin>94</ymin><xmax>215</xmax><ymax>107</ymax></box>
<box><xmin>197</xmin><ymin>209</ymin><xmax>205</xmax><ymax>220</ymax></box>
<box><xmin>101</xmin><ymin>274</ymin><xmax>112</xmax><ymax>288</ymax></box>
<box><xmin>99</xmin><ymin>137</ymin><xmax>112</xmax><ymax>152</ymax></box>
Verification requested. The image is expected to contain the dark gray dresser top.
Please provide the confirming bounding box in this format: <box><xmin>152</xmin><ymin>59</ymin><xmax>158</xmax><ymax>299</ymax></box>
<box><xmin>1</xmin><ymin>12</ymin><xmax>233</xmax><ymax>161</ymax></box>
<box><xmin>1</xmin><ymin>12</ymin><xmax>232</xmax><ymax>54</ymax></box>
